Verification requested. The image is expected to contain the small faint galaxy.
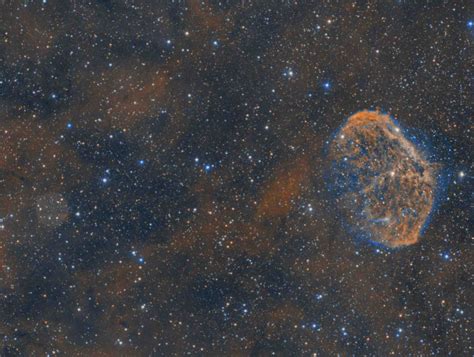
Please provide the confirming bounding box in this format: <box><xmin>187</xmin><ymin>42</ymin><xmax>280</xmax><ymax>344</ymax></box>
<box><xmin>0</xmin><ymin>1</ymin><xmax>472</xmax><ymax>356</ymax></box>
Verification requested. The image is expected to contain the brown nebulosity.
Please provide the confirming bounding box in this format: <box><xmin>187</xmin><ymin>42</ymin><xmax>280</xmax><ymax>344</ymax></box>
<box><xmin>0</xmin><ymin>1</ymin><xmax>468</xmax><ymax>355</ymax></box>
<box><xmin>257</xmin><ymin>157</ymin><xmax>310</xmax><ymax>219</ymax></box>
<box><xmin>0</xmin><ymin>117</ymin><xmax>82</xmax><ymax>215</ymax></box>
<box><xmin>0</xmin><ymin>116</ymin><xmax>85</xmax><ymax>305</ymax></box>
<box><xmin>0</xmin><ymin>6</ymin><xmax>59</xmax><ymax>60</ymax></box>
<box><xmin>328</xmin><ymin>110</ymin><xmax>436</xmax><ymax>247</ymax></box>
<box><xmin>68</xmin><ymin>154</ymin><xmax>316</xmax><ymax>353</ymax></box>
<box><xmin>72</xmin><ymin>65</ymin><xmax>170</xmax><ymax>131</ymax></box>
<box><xmin>188</xmin><ymin>0</ymin><xmax>226</xmax><ymax>31</ymax></box>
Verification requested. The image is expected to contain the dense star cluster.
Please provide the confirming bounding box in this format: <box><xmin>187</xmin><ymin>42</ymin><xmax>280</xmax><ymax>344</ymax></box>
<box><xmin>0</xmin><ymin>1</ymin><xmax>472</xmax><ymax>355</ymax></box>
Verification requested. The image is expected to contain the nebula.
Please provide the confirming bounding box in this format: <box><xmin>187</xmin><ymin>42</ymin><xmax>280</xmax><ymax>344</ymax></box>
<box><xmin>327</xmin><ymin>111</ymin><xmax>436</xmax><ymax>248</ymax></box>
<box><xmin>0</xmin><ymin>2</ymin><xmax>470</xmax><ymax>355</ymax></box>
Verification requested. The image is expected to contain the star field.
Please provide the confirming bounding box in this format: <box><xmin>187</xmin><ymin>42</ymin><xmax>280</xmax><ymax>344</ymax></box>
<box><xmin>0</xmin><ymin>1</ymin><xmax>472</xmax><ymax>355</ymax></box>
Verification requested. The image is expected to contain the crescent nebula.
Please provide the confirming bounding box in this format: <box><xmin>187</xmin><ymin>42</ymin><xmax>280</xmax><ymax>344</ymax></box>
<box><xmin>327</xmin><ymin>110</ymin><xmax>437</xmax><ymax>248</ymax></box>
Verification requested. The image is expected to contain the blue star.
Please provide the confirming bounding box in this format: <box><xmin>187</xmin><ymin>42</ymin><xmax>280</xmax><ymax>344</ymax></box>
<box><xmin>138</xmin><ymin>159</ymin><xmax>145</xmax><ymax>166</ymax></box>
<box><xmin>440</xmin><ymin>252</ymin><xmax>451</xmax><ymax>261</ymax></box>
<box><xmin>283</xmin><ymin>68</ymin><xmax>295</xmax><ymax>78</ymax></box>
<box><xmin>66</xmin><ymin>122</ymin><xmax>73</xmax><ymax>129</ymax></box>
<box><xmin>467</xmin><ymin>20</ymin><xmax>473</xmax><ymax>29</ymax></box>
<box><xmin>323</xmin><ymin>81</ymin><xmax>331</xmax><ymax>90</ymax></box>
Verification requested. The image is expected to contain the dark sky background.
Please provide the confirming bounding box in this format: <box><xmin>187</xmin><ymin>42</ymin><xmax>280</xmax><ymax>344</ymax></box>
<box><xmin>0</xmin><ymin>0</ymin><xmax>472</xmax><ymax>355</ymax></box>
